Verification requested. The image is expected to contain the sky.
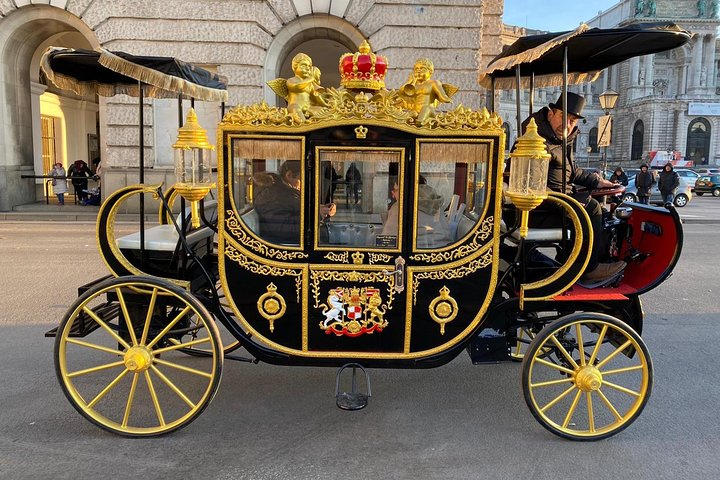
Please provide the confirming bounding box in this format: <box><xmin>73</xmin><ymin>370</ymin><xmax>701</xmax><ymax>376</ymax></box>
<box><xmin>502</xmin><ymin>0</ymin><xmax>621</xmax><ymax>32</ymax></box>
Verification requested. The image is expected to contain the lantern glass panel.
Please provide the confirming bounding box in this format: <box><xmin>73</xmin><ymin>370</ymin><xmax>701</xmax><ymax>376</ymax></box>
<box><xmin>508</xmin><ymin>156</ymin><xmax>549</xmax><ymax>196</ymax></box>
<box><xmin>175</xmin><ymin>148</ymin><xmax>211</xmax><ymax>186</ymax></box>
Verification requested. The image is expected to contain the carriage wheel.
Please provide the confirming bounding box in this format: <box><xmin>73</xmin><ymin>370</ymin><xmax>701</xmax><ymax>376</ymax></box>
<box><xmin>521</xmin><ymin>313</ymin><xmax>652</xmax><ymax>440</ymax></box>
<box><xmin>54</xmin><ymin>276</ymin><xmax>223</xmax><ymax>437</ymax></box>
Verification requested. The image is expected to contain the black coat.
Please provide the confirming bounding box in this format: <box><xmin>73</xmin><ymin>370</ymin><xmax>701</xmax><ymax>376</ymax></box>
<box><xmin>635</xmin><ymin>170</ymin><xmax>655</xmax><ymax>196</ymax></box>
<box><xmin>254</xmin><ymin>175</ymin><xmax>301</xmax><ymax>245</ymax></box>
<box><xmin>658</xmin><ymin>168</ymin><xmax>680</xmax><ymax>195</ymax></box>
<box><xmin>522</xmin><ymin>108</ymin><xmax>599</xmax><ymax>194</ymax></box>
<box><xmin>610</xmin><ymin>172</ymin><xmax>628</xmax><ymax>186</ymax></box>
<box><xmin>67</xmin><ymin>161</ymin><xmax>92</xmax><ymax>187</ymax></box>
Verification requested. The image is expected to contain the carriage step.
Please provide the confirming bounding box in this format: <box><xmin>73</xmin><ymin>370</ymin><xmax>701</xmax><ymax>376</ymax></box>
<box><xmin>45</xmin><ymin>303</ymin><xmax>119</xmax><ymax>338</ymax></box>
<box><xmin>335</xmin><ymin>363</ymin><xmax>371</xmax><ymax>411</ymax></box>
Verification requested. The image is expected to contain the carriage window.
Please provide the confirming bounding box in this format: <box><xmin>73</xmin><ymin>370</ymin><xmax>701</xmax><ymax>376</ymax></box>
<box><xmin>230</xmin><ymin>137</ymin><xmax>304</xmax><ymax>246</ymax></box>
<box><xmin>316</xmin><ymin>149</ymin><xmax>404</xmax><ymax>250</ymax></box>
<box><xmin>416</xmin><ymin>141</ymin><xmax>489</xmax><ymax>249</ymax></box>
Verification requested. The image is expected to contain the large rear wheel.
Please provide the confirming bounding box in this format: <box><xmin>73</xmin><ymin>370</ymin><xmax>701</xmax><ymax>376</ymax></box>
<box><xmin>54</xmin><ymin>276</ymin><xmax>223</xmax><ymax>437</ymax></box>
<box><xmin>522</xmin><ymin>313</ymin><xmax>651</xmax><ymax>440</ymax></box>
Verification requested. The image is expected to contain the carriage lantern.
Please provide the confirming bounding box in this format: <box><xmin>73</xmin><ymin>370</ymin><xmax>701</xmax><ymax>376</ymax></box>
<box><xmin>506</xmin><ymin>118</ymin><xmax>551</xmax><ymax>238</ymax></box>
<box><xmin>172</xmin><ymin>108</ymin><xmax>216</xmax><ymax>228</ymax></box>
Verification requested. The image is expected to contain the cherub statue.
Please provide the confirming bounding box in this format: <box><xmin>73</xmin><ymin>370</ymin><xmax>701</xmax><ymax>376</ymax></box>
<box><xmin>267</xmin><ymin>53</ymin><xmax>328</xmax><ymax>122</ymax></box>
<box><xmin>400</xmin><ymin>58</ymin><xmax>458</xmax><ymax>126</ymax></box>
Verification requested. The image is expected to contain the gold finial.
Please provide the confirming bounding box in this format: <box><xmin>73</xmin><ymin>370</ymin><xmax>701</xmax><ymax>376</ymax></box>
<box><xmin>510</xmin><ymin>118</ymin><xmax>550</xmax><ymax>160</ymax></box>
<box><xmin>355</xmin><ymin>125</ymin><xmax>368</xmax><ymax>139</ymax></box>
<box><xmin>172</xmin><ymin>108</ymin><xmax>214</xmax><ymax>150</ymax></box>
<box><xmin>359</xmin><ymin>40</ymin><xmax>371</xmax><ymax>54</ymax></box>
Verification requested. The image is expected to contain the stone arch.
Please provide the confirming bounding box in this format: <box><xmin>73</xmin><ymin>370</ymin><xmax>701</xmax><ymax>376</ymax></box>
<box><xmin>0</xmin><ymin>6</ymin><xmax>98</xmax><ymax>210</ymax></box>
<box><xmin>686</xmin><ymin>117</ymin><xmax>711</xmax><ymax>165</ymax></box>
<box><xmin>263</xmin><ymin>16</ymin><xmax>366</xmax><ymax>105</ymax></box>
<box><xmin>631</xmin><ymin>120</ymin><xmax>644</xmax><ymax>161</ymax></box>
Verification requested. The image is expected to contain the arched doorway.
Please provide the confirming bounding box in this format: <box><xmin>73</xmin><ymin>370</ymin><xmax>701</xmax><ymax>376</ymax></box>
<box><xmin>588</xmin><ymin>127</ymin><xmax>599</xmax><ymax>153</ymax></box>
<box><xmin>263</xmin><ymin>16</ymin><xmax>366</xmax><ymax>105</ymax></box>
<box><xmin>631</xmin><ymin>120</ymin><xmax>644</xmax><ymax>161</ymax></box>
<box><xmin>686</xmin><ymin>118</ymin><xmax>711</xmax><ymax>165</ymax></box>
<box><xmin>0</xmin><ymin>7</ymin><xmax>98</xmax><ymax>210</ymax></box>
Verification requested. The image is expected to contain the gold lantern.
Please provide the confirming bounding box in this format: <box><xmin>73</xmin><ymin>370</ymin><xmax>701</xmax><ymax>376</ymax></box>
<box><xmin>172</xmin><ymin>108</ymin><xmax>216</xmax><ymax>228</ymax></box>
<box><xmin>506</xmin><ymin>118</ymin><xmax>551</xmax><ymax>238</ymax></box>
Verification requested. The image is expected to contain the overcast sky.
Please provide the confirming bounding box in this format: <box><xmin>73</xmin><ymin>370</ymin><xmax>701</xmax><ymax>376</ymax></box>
<box><xmin>502</xmin><ymin>0</ymin><xmax>621</xmax><ymax>32</ymax></box>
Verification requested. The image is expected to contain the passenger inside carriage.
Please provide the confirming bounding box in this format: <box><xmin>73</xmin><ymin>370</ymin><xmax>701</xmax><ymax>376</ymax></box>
<box><xmin>254</xmin><ymin>160</ymin><xmax>336</xmax><ymax>245</ymax></box>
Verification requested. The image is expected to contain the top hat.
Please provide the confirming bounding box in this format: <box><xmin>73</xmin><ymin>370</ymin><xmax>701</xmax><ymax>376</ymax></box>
<box><xmin>549</xmin><ymin>92</ymin><xmax>585</xmax><ymax>119</ymax></box>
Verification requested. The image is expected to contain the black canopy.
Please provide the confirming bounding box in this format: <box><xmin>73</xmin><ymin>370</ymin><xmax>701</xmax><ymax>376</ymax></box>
<box><xmin>40</xmin><ymin>47</ymin><xmax>228</xmax><ymax>101</ymax></box>
<box><xmin>478</xmin><ymin>22</ymin><xmax>692</xmax><ymax>89</ymax></box>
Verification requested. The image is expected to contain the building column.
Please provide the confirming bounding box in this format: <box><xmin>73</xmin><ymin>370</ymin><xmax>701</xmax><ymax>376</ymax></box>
<box><xmin>690</xmin><ymin>35</ymin><xmax>704</xmax><ymax>91</ymax></box>
<box><xmin>30</xmin><ymin>82</ymin><xmax>47</xmax><ymax>176</ymax></box>
<box><xmin>705</xmin><ymin>34</ymin><xmax>717</xmax><ymax>90</ymax></box>
<box><xmin>644</xmin><ymin>54</ymin><xmax>654</xmax><ymax>95</ymax></box>
<box><xmin>679</xmin><ymin>65</ymin><xmax>688</xmax><ymax>96</ymax></box>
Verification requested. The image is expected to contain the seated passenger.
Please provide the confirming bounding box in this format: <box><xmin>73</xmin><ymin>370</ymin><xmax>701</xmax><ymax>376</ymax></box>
<box><xmin>254</xmin><ymin>160</ymin><xmax>335</xmax><ymax>245</ymax></box>
<box><xmin>416</xmin><ymin>183</ymin><xmax>451</xmax><ymax>248</ymax></box>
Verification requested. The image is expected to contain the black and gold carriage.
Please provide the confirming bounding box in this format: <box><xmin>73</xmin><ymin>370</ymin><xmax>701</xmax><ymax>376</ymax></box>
<box><xmin>49</xmin><ymin>27</ymin><xmax>689</xmax><ymax>440</ymax></box>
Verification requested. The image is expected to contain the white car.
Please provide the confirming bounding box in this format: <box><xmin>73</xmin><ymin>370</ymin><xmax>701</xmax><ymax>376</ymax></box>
<box><xmin>622</xmin><ymin>175</ymin><xmax>693</xmax><ymax>207</ymax></box>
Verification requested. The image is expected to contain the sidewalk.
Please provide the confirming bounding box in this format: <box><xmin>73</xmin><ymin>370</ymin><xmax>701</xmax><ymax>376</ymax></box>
<box><xmin>0</xmin><ymin>202</ymin><xmax>157</xmax><ymax>223</ymax></box>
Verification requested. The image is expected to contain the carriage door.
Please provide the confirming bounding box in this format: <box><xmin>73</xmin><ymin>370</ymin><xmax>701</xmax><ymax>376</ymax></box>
<box><xmin>308</xmin><ymin>147</ymin><xmax>409</xmax><ymax>355</ymax></box>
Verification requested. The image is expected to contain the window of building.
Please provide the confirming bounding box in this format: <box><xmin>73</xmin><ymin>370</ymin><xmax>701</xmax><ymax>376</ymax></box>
<box><xmin>631</xmin><ymin>120</ymin><xmax>644</xmax><ymax>161</ymax></box>
<box><xmin>502</xmin><ymin>122</ymin><xmax>511</xmax><ymax>152</ymax></box>
<box><xmin>588</xmin><ymin>127</ymin><xmax>599</xmax><ymax>153</ymax></box>
<box><xmin>686</xmin><ymin>118</ymin><xmax>711</xmax><ymax>165</ymax></box>
<box><xmin>41</xmin><ymin>115</ymin><xmax>57</xmax><ymax>174</ymax></box>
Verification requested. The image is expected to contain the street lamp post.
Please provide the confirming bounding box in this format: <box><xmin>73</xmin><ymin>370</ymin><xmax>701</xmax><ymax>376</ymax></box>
<box><xmin>598</xmin><ymin>89</ymin><xmax>619</xmax><ymax>179</ymax></box>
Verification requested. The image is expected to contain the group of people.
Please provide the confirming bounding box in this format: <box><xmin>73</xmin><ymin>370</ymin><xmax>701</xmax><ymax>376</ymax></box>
<box><xmin>631</xmin><ymin>163</ymin><xmax>680</xmax><ymax>205</ymax></box>
<box><xmin>49</xmin><ymin>159</ymin><xmax>100</xmax><ymax>206</ymax></box>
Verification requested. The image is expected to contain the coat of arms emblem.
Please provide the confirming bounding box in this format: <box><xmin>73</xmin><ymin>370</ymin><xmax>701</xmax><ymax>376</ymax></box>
<box><xmin>319</xmin><ymin>287</ymin><xmax>388</xmax><ymax>337</ymax></box>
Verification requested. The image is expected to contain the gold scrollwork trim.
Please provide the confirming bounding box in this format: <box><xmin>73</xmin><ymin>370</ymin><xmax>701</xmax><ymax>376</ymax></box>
<box><xmin>412</xmin><ymin>248</ymin><xmax>494</xmax><ymax>305</ymax></box>
<box><xmin>410</xmin><ymin>216</ymin><xmax>494</xmax><ymax>263</ymax></box>
<box><xmin>324</xmin><ymin>251</ymin><xmax>349</xmax><ymax>263</ymax></box>
<box><xmin>225</xmin><ymin>245</ymin><xmax>303</xmax><ymax>302</ymax></box>
<box><xmin>225</xmin><ymin>210</ymin><xmax>308</xmax><ymax>261</ymax></box>
<box><xmin>428</xmin><ymin>286</ymin><xmax>459</xmax><ymax>335</ymax></box>
<box><xmin>368</xmin><ymin>253</ymin><xmax>393</xmax><ymax>265</ymax></box>
<box><xmin>310</xmin><ymin>269</ymin><xmax>396</xmax><ymax>312</ymax></box>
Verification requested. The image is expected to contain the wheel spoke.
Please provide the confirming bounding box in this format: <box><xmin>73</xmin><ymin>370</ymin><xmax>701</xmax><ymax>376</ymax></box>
<box><xmin>139</xmin><ymin>288</ymin><xmax>159</xmax><ymax>345</ymax></box>
<box><xmin>122</xmin><ymin>373</ymin><xmax>140</xmax><ymax>428</ymax></box>
<box><xmin>87</xmin><ymin>369</ymin><xmax>130</xmax><ymax>408</ymax></box>
<box><xmin>595</xmin><ymin>339</ymin><xmax>633</xmax><ymax>369</ymax></box>
<box><xmin>66</xmin><ymin>337</ymin><xmax>125</xmax><ymax>356</ymax></box>
<box><xmin>562</xmin><ymin>389</ymin><xmax>583</xmax><ymax>428</ymax></box>
<box><xmin>155</xmin><ymin>337</ymin><xmax>211</xmax><ymax>354</ymax></box>
<box><xmin>587</xmin><ymin>324</ymin><xmax>608</xmax><ymax>365</ymax></box>
<box><xmin>82</xmin><ymin>306</ymin><xmax>130</xmax><ymax>350</ymax></box>
<box><xmin>116</xmin><ymin>287</ymin><xmax>138</xmax><ymax>346</ymax></box>
<box><xmin>67</xmin><ymin>360</ymin><xmax>126</xmax><ymax>378</ymax></box>
<box><xmin>153</xmin><ymin>357</ymin><xmax>213</xmax><ymax>379</ymax></box>
<box><xmin>596</xmin><ymin>388</ymin><xmax>623</xmax><ymax>421</ymax></box>
<box><xmin>586</xmin><ymin>392</ymin><xmax>595</xmax><ymax>433</ymax></box>
<box><xmin>602</xmin><ymin>380</ymin><xmax>641</xmax><ymax>398</ymax></box>
<box><xmin>144</xmin><ymin>370</ymin><xmax>165</xmax><ymax>427</ymax></box>
<box><xmin>540</xmin><ymin>384</ymin><xmax>577</xmax><ymax>413</ymax></box>
<box><xmin>549</xmin><ymin>335</ymin><xmax>579</xmax><ymax>369</ymax></box>
<box><xmin>602</xmin><ymin>364</ymin><xmax>644</xmax><ymax>376</ymax></box>
<box><xmin>150</xmin><ymin>365</ymin><xmax>196</xmax><ymax>409</ymax></box>
<box><xmin>534</xmin><ymin>357</ymin><xmax>576</xmax><ymax>375</ymax></box>
<box><xmin>530</xmin><ymin>377</ymin><xmax>575</xmax><ymax>388</ymax></box>
<box><xmin>576</xmin><ymin>323</ymin><xmax>586</xmax><ymax>366</ymax></box>
<box><xmin>146</xmin><ymin>306</ymin><xmax>192</xmax><ymax>349</ymax></box>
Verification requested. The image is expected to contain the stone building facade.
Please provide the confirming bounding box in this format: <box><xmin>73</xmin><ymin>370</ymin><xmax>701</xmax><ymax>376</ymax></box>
<box><xmin>497</xmin><ymin>0</ymin><xmax>720</xmax><ymax>171</ymax></box>
<box><xmin>0</xmin><ymin>0</ymin><xmax>503</xmax><ymax>212</ymax></box>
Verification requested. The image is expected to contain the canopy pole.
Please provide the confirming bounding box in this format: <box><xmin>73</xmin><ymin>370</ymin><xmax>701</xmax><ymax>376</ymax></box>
<box><xmin>561</xmin><ymin>46</ymin><xmax>568</xmax><ymax>194</ymax></box>
<box><xmin>139</xmin><ymin>81</ymin><xmax>146</xmax><ymax>266</ymax></box>
<box><xmin>178</xmin><ymin>94</ymin><xmax>187</xmax><ymax>232</ymax></box>
<box><xmin>515</xmin><ymin>66</ymin><xmax>522</xmax><ymax>134</ymax></box>
<box><xmin>529</xmin><ymin>72</ymin><xmax>535</xmax><ymax>117</ymax></box>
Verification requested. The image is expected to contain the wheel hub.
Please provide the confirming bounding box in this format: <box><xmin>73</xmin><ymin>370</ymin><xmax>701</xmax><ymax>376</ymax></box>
<box><xmin>574</xmin><ymin>365</ymin><xmax>603</xmax><ymax>392</ymax></box>
<box><xmin>124</xmin><ymin>346</ymin><xmax>154</xmax><ymax>372</ymax></box>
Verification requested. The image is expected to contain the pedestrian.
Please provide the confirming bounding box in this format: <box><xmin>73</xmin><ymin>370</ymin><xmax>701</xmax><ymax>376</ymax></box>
<box><xmin>658</xmin><ymin>162</ymin><xmax>680</xmax><ymax>206</ymax></box>
<box><xmin>49</xmin><ymin>162</ymin><xmax>68</xmax><ymax>206</ymax></box>
<box><xmin>345</xmin><ymin>162</ymin><xmax>362</xmax><ymax>204</ymax></box>
<box><xmin>67</xmin><ymin>159</ymin><xmax>93</xmax><ymax>204</ymax></box>
<box><xmin>635</xmin><ymin>163</ymin><xmax>654</xmax><ymax>204</ymax></box>
<box><xmin>610</xmin><ymin>166</ymin><xmax>629</xmax><ymax>186</ymax></box>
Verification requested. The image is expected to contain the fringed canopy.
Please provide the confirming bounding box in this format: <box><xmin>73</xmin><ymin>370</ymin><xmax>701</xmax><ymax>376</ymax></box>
<box><xmin>232</xmin><ymin>138</ymin><xmax>303</xmax><ymax>161</ymax></box>
<box><xmin>40</xmin><ymin>47</ymin><xmax>228</xmax><ymax>102</ymax></box>
<box><xmin>478</xmin><ymin>22</ymin><xmax>692</xmax><ymax>90</ymax></box>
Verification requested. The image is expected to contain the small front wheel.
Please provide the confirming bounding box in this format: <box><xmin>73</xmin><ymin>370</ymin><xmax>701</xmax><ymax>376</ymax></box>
<box><xmin>713</xmin><ymin>188</ymin><xmax>720</xmax><ymax>197</ymax></box>
<box><xmin>522</xmin><ymin>313</ymin><xmax>652</xmax><ymax>441</ymax></box>
<box><xmin>621</xmin><ymin>193</ymin><xmax>636</xmax><ymax>203</ymax></box>
<box><xmin>54</xmin><ymin>276</ymin><xmax>223</xmax><ymax>437</ymax></box>
<box><xmin>673</xmin><ymin>194</ymin><xmax>689</xmax><ymax>207</ymax></box>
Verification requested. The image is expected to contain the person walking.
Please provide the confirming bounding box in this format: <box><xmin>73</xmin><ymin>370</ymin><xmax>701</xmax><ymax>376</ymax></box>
<box><xmin>67</xmin><ymin>159</ymin><xmax>93</xmax><ymax>204</ymax></box>
<box><xmin>635</xmin><ymin>164</ymin><xmax>654</xmax><ymax>205</ymax></box>
<box><xmin>658</xmin><ymin>162</ymin><xmax>680</xmax><ymax>206</ymax></box>
<box><xmin>49</xmin><ymin>162</ymin><xmax>68</xmax><ymax>206</ymax></box>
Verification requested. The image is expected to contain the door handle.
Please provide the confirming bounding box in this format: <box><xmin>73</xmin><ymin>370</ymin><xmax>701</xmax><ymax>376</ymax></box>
<box><xmin>383</xmin><ymin>256</ymin><xmax>405</xmax><ymax>293</ymax></box>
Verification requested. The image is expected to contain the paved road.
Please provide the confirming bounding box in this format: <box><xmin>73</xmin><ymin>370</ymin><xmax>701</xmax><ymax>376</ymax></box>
<box><xmin>0</xmin><ymin>222</ymin><xmax>718</xmax><ymax>479</ymax></box>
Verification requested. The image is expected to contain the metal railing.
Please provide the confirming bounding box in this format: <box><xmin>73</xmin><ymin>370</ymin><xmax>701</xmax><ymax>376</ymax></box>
<box><xmin>21</xmin><ymin>175</ymin><xmax>100</xmax><ymax>205</ymax></box>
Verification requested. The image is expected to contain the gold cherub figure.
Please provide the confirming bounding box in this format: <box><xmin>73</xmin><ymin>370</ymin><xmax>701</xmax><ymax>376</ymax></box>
<box><xmin>400</xmin><ymin>58</ymin><xmax>458</xmax><ymax>126</ymax></box>
<box><xmin>267</xmin><ymin>53</ymin><xmax>328</xmax><ymax>122</ymax></box>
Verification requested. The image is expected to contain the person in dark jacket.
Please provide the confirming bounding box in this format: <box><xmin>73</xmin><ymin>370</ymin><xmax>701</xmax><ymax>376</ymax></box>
<box><xmin>516</xmin><ymin>92</ymin><xmax>625</xmax><ymax>284</ymax></box>
<box><xmin>254</xmin><ymin>160</ymin><xmax>335</xmax><ymax>245</ymax></box>
<box><xmin>658</xmin><ymin>162</ymin><xmax>680</xmax><ymax>206</ymax></box>
<box><xmin>634</xmin><ymin>164</ymin><xmax>654</xmax><ymax>204</ymax></box>
<box><xmin>345</xmin><ymin>162</ymin><xmax>362</xmax><ymax>204</ymax></box>
<box><xmin>610</xmin><ymin>167</ymin><xmax>629</xmax><ymax>186</ymax></box>
<box><xmin>67</xmin><ymin>159</ymin><xmax>93</xmax><ymax>203</ymax></box>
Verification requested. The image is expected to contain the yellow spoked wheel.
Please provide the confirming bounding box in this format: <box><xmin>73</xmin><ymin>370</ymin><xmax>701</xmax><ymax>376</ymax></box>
<box><xmin>54</xmin><ymin>276</ymin><xmax>223</xmax><ymax>437</ymax></box>
<box><xmin>522</xmin><ymin>313</ymin><xmax>652</xmax><ymax>440</ymax></box>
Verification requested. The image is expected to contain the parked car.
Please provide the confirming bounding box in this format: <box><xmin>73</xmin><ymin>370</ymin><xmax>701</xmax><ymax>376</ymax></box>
<box><xmin>693</xmin><ymin>167</ymin><xmax>720</xmax><ymax>176</ymax></box>
<box><xmin>622</xmin><ymin>175</ymin><xmax>693</xmax><ymax>207</ymax></box>
<box><xmin>694</xmin><ymin>175</ymin><xmax>720</xmax><ymax>197</ymax></box>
